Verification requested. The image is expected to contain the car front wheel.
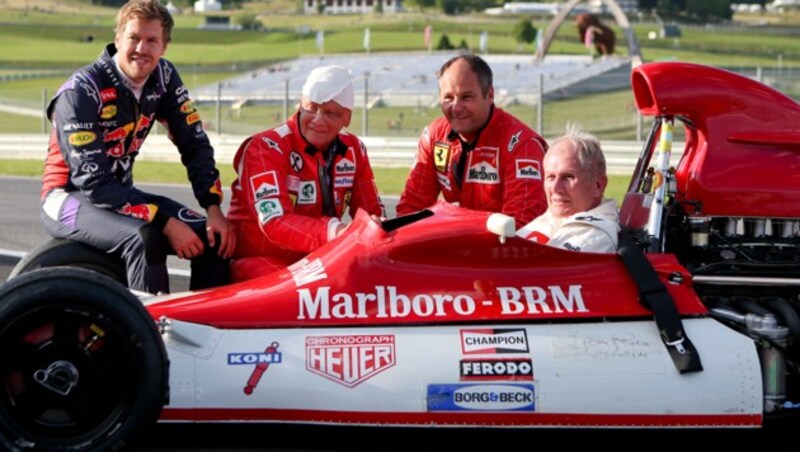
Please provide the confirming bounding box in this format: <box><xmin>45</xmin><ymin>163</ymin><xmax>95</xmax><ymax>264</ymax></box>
<box><xmin>0</xmin><ymin>268</ymin><xmax>167</xmax><ymax>451</ymax></box>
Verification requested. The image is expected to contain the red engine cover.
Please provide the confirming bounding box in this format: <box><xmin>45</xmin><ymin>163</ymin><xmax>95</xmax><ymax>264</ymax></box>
<box><xmin>632</xmin><ymin>62</ymin><xmax>800</xmax><ymax>218</ymax></box>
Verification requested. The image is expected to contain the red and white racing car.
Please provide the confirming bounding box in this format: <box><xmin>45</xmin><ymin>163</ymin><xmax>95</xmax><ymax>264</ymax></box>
<box><xmin>1</xmin><ymin>61</ymin><xmax>799</xmax><ymax>451</ymax></box>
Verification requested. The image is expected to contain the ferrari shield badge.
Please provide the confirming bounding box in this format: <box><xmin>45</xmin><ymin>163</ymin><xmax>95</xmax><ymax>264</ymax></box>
<box><xmin>433</xmin><ymin>143</ymin><xmax>450</xmax><ymax>172</ymax></box>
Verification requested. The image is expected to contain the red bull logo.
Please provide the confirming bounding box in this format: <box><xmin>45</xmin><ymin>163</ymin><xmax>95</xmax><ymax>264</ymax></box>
<box><xmin>104</xmin><ymin>122</ymin><xmax>134</xmax><ymax>143</ymax></box>
<box><xmin>119</xmin><ymin>203</ymin><xmax>156</xmax><ymax>222</ymax></box>
<box><xmin>137</xmin><ymin>114</ymin><xmax>153</xmax><ymax>130</ymax></box>
<box><xmin>129</xmin><ymin>137</ymin><xmax>144</xmax><ymax>155</ymax></box>
<box><xmin>107</xmin><ymin>143</ymin><xmax>125</xmax><ymax>158</ymax></box>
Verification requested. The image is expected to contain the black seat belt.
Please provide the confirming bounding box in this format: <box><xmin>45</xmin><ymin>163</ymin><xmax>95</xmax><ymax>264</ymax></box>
<box><xmin>618</xmin><ymin>229</ymin><xmax>703</xmax><ymax>374</ymax></box>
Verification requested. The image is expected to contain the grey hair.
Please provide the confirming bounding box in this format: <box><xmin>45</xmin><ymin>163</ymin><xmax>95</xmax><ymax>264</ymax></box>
<box><xmin>550</xmin><ymin>123</ymin><xmax>606</xmax><ymax>176</ymax></box>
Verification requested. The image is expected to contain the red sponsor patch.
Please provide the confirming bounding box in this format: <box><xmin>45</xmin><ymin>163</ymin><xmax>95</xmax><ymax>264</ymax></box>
<box><xmin>522</xmin><ymin>230</ymin><xmax>549</xmax><ymax>244</ymax></box>
<box><xmin>305</xmin><ymin>334</ymin><xmax>396</xmax><ymax>388</ymax></box>
<box><xmin>516</xmin><ymin>159</ymin><xmax>542</xmax><ymax>180</ymax></box>
<box><xmin>465</xmin><ymin>149</ymin><xmax>500</xmax><ymax>184</ymax></box>
<box><xmin>249</xmin><ymin>171</ymin><xmax>279</xmax><ymax>200</ymax></box>
<box><xmin>100</xmin><ymin>88</ymin><xmax>117</xmax><ymax>103</ymax></box>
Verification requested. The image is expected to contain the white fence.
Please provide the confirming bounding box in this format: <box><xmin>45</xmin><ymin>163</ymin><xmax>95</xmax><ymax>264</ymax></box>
<box><xmin>0</xmin><ymin>134</ymin><xmax>684</xmax><ymax>175</ymax></box>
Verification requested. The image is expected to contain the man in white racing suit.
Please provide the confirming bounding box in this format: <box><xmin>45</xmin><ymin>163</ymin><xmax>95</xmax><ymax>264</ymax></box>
<box><xmin>516</xmin><ymin>126</ymin><xmax>619</xmax><ymax>253</ymax></box>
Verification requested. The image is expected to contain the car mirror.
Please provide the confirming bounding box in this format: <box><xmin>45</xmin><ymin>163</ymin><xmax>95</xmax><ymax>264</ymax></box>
<box><xmin>486</xmin><ymin>213</ymin><xmax>516</xmax><ymax>244</ymax></box>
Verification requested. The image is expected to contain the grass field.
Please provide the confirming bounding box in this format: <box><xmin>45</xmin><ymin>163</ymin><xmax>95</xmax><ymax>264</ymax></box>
<box><xmin>0</xmin><ymin>2</ymin><xmax>795</xmax><ymax>205</ymax></box>
<box><xmin>2</xmin><ymin>5</ymin><xmax>799</xmax><ymax>68</ymax></box>
<box><xmin>1</xmin><ymin>4</ymin><xmax>798</xmax><ymax>137</ymax></box>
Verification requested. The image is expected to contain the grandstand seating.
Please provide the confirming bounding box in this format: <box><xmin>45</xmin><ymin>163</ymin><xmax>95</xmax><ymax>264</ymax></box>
<box><xmin>192</xmin><ymin>52</ymin><xmax>630</xmax><ymax>107</ymax></box>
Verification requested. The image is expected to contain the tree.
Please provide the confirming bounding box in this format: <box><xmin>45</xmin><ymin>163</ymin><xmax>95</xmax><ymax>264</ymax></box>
<box><xmin>385</xmin><ymin>0</ymin><xmax>501</xmax><ymax>13</ymax></box>
<box><xmin>512</xmin><ymin>17</ymin><xmax>537</xmax><ymax>47</ymax></box>
<box><xmin>436</xmin><ymin>34</ymin><xmax>454</xmax><ymax>50</ymax></box>
<box><xmin>90</xmin><ymin>0</ymin><xmax>126</xmax><ymax>6</ymax></box>
<box><xmin>234</xmin><ymin>13</ymin><xmax>262</xmax><ymax>31</ymax></box>
<box><xmin>222</xmin><ymin>0</ymin><xmax>245</xmax><ymax>9</ymax></box>
<box><xmin>436</xmin><ymin>0</ymin><xmax>459</xmax><ymax>15</ymax></box>
<box><xmin>686</xmin><ymin>0</ymin><xmax>732</xmax><ymax>22</ymax></box>
<box><xmin>433</xmin><ymin>0</ymin><xmax>500</xmax><ymax>14</ymax></box>
<box><xmin>643</xmin><ymin>0</ymin><xmax>733</xmax><ymax>22</ymax></box>
<box><xmin>404</xmin><ymin>0</ymin><xmax>436</xmax><ymax>8</ymax></box>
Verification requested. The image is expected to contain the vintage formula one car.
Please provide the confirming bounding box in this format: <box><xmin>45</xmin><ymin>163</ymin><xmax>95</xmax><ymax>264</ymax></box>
<box><xmin>1</xmin><ymin>60</ymin><xmax>799</xmax><ymax>451</ymax></box>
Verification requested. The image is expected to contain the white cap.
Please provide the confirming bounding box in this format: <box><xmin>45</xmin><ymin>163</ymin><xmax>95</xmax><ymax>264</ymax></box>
<box><xmin>302</xmin><ymin>65</ymin><xmax>355</xmax><ymax>111</ymax></box>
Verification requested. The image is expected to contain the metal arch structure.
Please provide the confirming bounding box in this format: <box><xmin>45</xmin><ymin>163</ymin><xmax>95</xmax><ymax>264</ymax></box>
<box><xmin>535</xmin><ymin>0</ymin><xmax>643</xmax><ymax>67</ymax></box>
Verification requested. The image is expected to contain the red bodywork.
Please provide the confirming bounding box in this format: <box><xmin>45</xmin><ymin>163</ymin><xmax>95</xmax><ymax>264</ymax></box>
<box><xmin>148</xmin><ymin>202</ymin><xmax>706</xmax><ymax>328</ymax></box>
<box><xmin>146</xmin><ymin>61</ymin><xmax>800</xmax><ymax>330</ymax></box>
<box><xmin>632</xmin><ymin>62</ymin><xmax>800</xmax><ymax>218</ymax></box>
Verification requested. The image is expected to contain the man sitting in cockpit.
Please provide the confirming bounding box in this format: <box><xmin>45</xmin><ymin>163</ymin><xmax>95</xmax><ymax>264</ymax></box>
<box><xmin>516</xmin><ymin>125</ymin><xmax>619</xmax><ymax>253</ymax></box>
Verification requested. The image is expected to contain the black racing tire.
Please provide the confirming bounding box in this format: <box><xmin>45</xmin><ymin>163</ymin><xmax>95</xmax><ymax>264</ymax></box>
<box><xmin>0</xmin><ymin>267</ymin><xmax>168</xmax><ymax>451</ymax></box>
<box><xmin>8</xmin><ymin>239</ymin><xmax>127</xmax><ymax>286</ymax></box>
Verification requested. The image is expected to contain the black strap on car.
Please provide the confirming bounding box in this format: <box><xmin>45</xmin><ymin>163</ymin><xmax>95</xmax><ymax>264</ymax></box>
<box><xmin>618</xmin><ymin>229</ymin><xmax>704</xmax><ymax>374</ymax></box>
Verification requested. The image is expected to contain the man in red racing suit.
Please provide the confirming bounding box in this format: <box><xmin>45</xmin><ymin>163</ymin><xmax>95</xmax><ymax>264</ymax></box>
<box><xmin>397</xmin><ymin>54</ymin><xmax>548</xmax><ymax>227</ymax></box>
<box><xmin>228</xmin><ymin>65</ymin><xmax>384</xmax><ymax>281</ymax></box>
<box><xmin>39</xmin><ymin>0</ymin><xmax>234</xmax><ymax>294</ymax></box>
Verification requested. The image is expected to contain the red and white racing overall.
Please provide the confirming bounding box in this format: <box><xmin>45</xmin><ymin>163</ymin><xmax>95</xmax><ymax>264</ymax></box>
<box><xmin>227</xmin><ymin>112</ymin><xmax>384</xmax><ymax>281</ymax></box>
<box><xmin>40</xmin><ymin>43</ymin><xmax>227</xmax><ymax>294</ymax></box>
<box><xmin>397</xmin><ymin>106</ymin><xmax>548</xmax><ymax>228</ymax></box>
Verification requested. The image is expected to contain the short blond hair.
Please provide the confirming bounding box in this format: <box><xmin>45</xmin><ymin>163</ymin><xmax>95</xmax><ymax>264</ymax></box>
<box><xmin>116</xmin><ymin>0</ymin><xmax>174</xmax><ymax>43</ymax></box>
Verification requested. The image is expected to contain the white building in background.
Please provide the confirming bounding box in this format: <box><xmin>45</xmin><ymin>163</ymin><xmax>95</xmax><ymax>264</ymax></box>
<box><xmin>589</xmin><ymin>0</ymin><xmax>639</xmax><ymax>14</ymax></box>
<box><xmin>165</xmin><ymin>1</ymin><xmax>180</xmax><ymax>15</ymax></box>
<box><xmin>770</xmin><ymin>0</ymin><xmax>800</xmax><ymax>11</ymax></box>
<box><xmin>303</xmin><ymin>0</ymin><xmax>402</xmax><ymax>15</ymax></box>
<box><xmin>194</xmin><ymin>0</ymin><xmax>222</xmax><ymax>13</ymax></box>
<box><xmin>485</xmin><ymin>2</ymin><xmax>561</xmax><ymax>16</ymax></box>
<box><xmin>486</xmin><ymin>1</ymin><xmax>639</xmax><ymax>16</ymax></box>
